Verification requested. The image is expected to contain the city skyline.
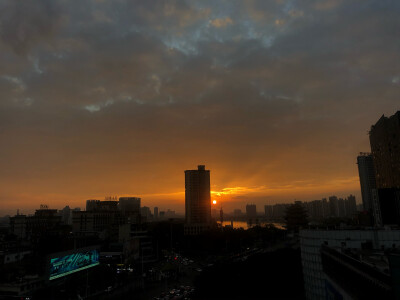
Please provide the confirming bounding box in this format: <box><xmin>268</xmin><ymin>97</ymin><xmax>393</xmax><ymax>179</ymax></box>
<box><xmin>1</xmin><ymin>189</ymin><xmax>360</xmax><ymax>217</ymax></box>
<box><xmin>1</xmin><ymin>1</ymin><xmax>400</xmax><ymax>215</ymax></box>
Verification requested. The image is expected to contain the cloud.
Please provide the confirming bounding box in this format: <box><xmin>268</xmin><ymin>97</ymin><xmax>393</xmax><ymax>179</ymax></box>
<box><xmin>13</xmin><ymin>97</ymin><xmax>34</xmax><ymax>107</ymax></box>
<box><xmin>0</xmin><ymin>0</ymin><xmax>62</xmax><ymax>55</ymax></box>
<box><xmin>210</xmin><ymin>17</ymin><xmax>234</xmax><ymax>28</ymax></box>
<box><xmin>314</xmin><ymin>0</ymin><xmax>343</xmax><ymax>11</ymax></box>
<box><xmin>275</xmin><ymin>19</ymin><xmax>285</xmax><ymax>26</ymax></box>
<box><xmin>84</xmin><ymin>99</ymin><xmax>114</xmax><ymax>113</ymax></box>
<box><xmin>2</xmin><ymin>75</ymin><xmax>26</xmax><ymax>92</ymax></box>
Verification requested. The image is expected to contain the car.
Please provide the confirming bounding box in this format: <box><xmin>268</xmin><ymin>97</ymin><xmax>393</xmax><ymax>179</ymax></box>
<box><xmin>105</xmin><ymin>286</ymin><xmax>113</xmax><ymax>292</ymax></box>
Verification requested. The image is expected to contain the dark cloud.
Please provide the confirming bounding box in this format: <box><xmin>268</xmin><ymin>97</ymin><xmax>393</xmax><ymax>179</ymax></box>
<box><xmin>0</xmin><ymin>0</ymin><xmax>62</xmax><ymax>55</ymax></box>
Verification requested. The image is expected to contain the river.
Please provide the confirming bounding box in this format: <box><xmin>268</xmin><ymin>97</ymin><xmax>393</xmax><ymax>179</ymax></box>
<box><xmin>217</xmin><ymin>220</ymin><xmax>286</xmax><ymax>230</ymax></box>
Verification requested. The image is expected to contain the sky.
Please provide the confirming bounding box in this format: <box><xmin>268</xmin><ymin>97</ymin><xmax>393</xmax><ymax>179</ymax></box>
<box><xmin>1</xmin><ymin>0</ymin><xmax>399</xmax><ymax>215</ymax></box>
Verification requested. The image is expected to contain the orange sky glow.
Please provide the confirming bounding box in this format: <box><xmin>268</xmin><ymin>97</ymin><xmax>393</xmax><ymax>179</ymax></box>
<box><xmin>1</xmin><ymin>0</ymin><xmax>399</xmax><ymax>216</ymax></box>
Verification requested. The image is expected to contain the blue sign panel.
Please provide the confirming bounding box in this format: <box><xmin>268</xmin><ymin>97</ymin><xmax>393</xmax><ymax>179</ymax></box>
<box><xmin>49</xmin><ymin>249</ymin><xmax>99</xmax><ymax>280</ymax></box>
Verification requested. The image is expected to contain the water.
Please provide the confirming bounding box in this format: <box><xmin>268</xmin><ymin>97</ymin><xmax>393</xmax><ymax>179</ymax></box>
<box><xmin>217</xmin><ymin>221</ymin><xmax>286</xmax><ymax>230</ymax></box>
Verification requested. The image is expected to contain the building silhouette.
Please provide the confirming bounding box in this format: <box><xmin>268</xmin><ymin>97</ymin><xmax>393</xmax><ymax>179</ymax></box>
<box><xmin>357</xmin><ymin>153</ymin><xmax>377</xmax><ymax>211</ymax></box>
<box><xmin>370</xmin><ymin>111</ymin><xmax>400</xmax><ymax>189</ymax></box>
<box><xmin>184</xmin><ymin>165</ymin><xmax>211</xmax><ymax>235</ymax></box>
<box><xmin>337</xmin><ymin>198</ymin><xmax>346</xmax><ymax>218</ymax></box>
<box><xmin>153</xmin><ymin>207</ymin><xmax>159</xmax><ymax>219</ymax></box>
<box><xmin>328</xmin><ymin>196</ymin><xmax>339</xmax><ymax>217</ymax></box>
<box><xmin>86</xmin><ymin>199</ymin><xmax>101</xmax><ymax>211</ymax></box>
<box><xmin>345</xmin><ymin>194</ymin><xmax>357</xmax><ymax>217</ymax></box>
<box><xmin>264</xmin><ymin>205</ymin><xmax>273</xmax><ymax>219</ymax></box>
<box><xmin>246</xmin><ymin>204</ymin><xmax>257</xmax><ymax>219</ymax></box>
<box><xmin>72</xmin><ymin>197</ymin><xmax>141</xmax><ymax>238</ymax></box>
<box><xmin>118</xmin><ymin>197</ymin><xmax>141</xmax><ymax>214</ymax></box>
<box><xmin>300</xmin><ymin>196</ymin><xmax>356</xmax><ymax>220</ymax></box>
<box><xmin>368</xmin><ymin>111</ymin><xmax>400</xmax><ymax>225</ymax></box>
<box><xmin>372</xmin><ymin>188</ymin><xmax>400</xmax><ymax>226</ymax></box>
<box><xmin>140</xmin><ymin>206</ymin><xmax>152</xmax><ymax>219</ymax></box>
<box><xmin>10</xmin><ymin>205</ymin><xmax>62</xmax><ymax>241</ymax></box>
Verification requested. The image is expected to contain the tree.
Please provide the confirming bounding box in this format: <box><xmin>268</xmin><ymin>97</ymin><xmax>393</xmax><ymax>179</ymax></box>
<box><xmin>285</xmin><ymin>202</ymin><xmax>309</xmax><ymax>232</ymax></box>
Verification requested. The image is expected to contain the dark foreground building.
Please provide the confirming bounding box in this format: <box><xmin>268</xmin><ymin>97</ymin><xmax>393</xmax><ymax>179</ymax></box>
<box><xmin>321</xmin><ymin>245</ymin><xmax>395</xmax><ymax>299</ymax></box>
<box><xmin>300</xmin><ymin>229</ymin><xmax>400</xmax><ymax>300</ymax></box>
<box><xmin>367</xmin><ymin>111</ymin><xmax>400</xmax><ymax>226</ymax></box>
<box><xmin>370</xmin><ymin>111</ymin><xmax>400</xmax><ymax>189</ymax></box>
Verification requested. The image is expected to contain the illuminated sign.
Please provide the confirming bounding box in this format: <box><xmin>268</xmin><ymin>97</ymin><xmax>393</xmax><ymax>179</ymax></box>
<box><xmin>49</xmin><ymin>249</ymin><xmax>99</xmax><ymax>280</ymax></box>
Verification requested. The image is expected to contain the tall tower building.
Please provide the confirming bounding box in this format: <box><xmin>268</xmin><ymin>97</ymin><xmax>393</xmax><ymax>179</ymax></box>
<box><xmin>357</xmin><ymin>153</ymin><xmax>377</xmax><ymax>211</ymax></box>
<box><xmin>184</xmin><ymin>165</ymin><xmax>211</xmax><ymax>235</ymax></box>
<box><xmin>368</xmin><ymin>111</ymin><xmax>400</xmax><ymax>225</ymax></box>
<box><xmin>246</xmin><ymin>204</ymin><xmax>257</xmax><ymax>219</ymax></box>
<box><xmin>369</xmin><ymin>111</ymin><xmax>400</xmax><ymax>189</ymax></box>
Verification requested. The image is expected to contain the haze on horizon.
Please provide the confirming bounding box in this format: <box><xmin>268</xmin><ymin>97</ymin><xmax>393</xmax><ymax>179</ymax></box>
<box><xmin>1</xmin><ymin>0</ymin><xmax>399</xmax><ymax>216</ymax></box>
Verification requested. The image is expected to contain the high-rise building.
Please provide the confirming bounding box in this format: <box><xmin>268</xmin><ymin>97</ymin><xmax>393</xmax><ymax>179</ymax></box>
<box><xmin>368</xmin><ymin>111</ymin><xmax>400</xmax><ymax>226</ymax></box>
<box><xmin>337</xmin><ymin>198</ymin><xmax>346</xmax><ymax>218</ymax></box>
<box><xmin>10</xmin><ymin>205</ymin><xmax>62</xmax><ymax>241</ymax></box>
<box><xmin>59</xmin><ymin>205</ymin><xmax>72</xmax><ymax>225</ymax></box>
<box><xmin>357</xmin><ymin>153</ymin><xmax>377</xmax><ymax>211</ymax></box>
<box><xmin>369</xmin><ymin>111</ymin><xmax>400</xmax><ymax>189</ymax></box>
<box><xmin>73</xmin><ymin>197</ymin><xmax>141</xmax><ymax>238</ymax></box>
<box><xmin>233</xmin><ymin>209</ymin><xmax>243</xmax><ymax>218</ymax></box>
<box><xmin>154</xmin><ymin>207</ymin><xmax>159</xmax><ymax>219</ymax></box>
<box><xmin>246</xmin><ymin>204</ymin><xmax>257</xmax><ymax>219</ymax></box>
<box><xmin>345</xmin><ymin>195</ymin><xmax>357</xmax><ymax>217</ymax></box>
<box><xmin>86</xmin><ymin>199</ymin><xmax>118</xmax><ymax>211</ymax></box>
<box><xmin>372</xmin><ymin>188</ymin><xmax>400</xmax><ymax>226</ymax></box>
<box><xmin>118</xmin><ymin>197</ymin><xmax>141</xmax><ymax>214</ymax></box>
<box><xmin>184</xmin><ymin>165</ymin><xmax>211</xmax><ymax>235</ymax></box>
<box><xmin>86</xmin><ymin>199</ymin><xmax>101</xmax><ymax>211</ymax></box>
<box><xmin>321</xmin><ymin>198</ymin><xmax>329</xmax><ymax>218</ymax></box>
<box><xmin>141</xmin><ymin>206</ymin><xmax>152</xmax><ymax>219</ymax></box>
<box><xmin>165</xmin><ymin>209</ymin><xmax>176</xmax><ymax>218</ymax></box>
<box><xmin>328</xmin><ymin>196</ymin><xmax>339</xmax><ymax>217</ymax></box>
<box><xmin>264</xmin><ymin>205</ymin><xmax>273</xmax><ymax>219</ymax></box>
<box><xmin>304</xmin><ymin>200</ymin><xmax>324</xmax><ymax>220</ymax></box>
<box><xmin>272</xmin><ymin>203</ymin><xmax>290</xmax><ymax>220</ymax></box>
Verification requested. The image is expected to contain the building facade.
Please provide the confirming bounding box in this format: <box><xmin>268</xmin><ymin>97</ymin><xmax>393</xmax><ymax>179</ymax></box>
<box><xmin>153</xmin><ymin>207</ymin><xmax>159</xmax><ymax>219</ymax></box>
<box><xmin>357</xmin><ymin>153</ymin><xmax>377</xmax><ymax>211</ymax></box>
<box><xmin>184</xmin><ymin>165</ymin><xmax>211</xmax><ymax>235</ymax></box>
<box><xmin>118</xmin><ymin>197</ymin><xmax>141</xmax><ymax>214</ymax></box>
<box><xmin>10</xmin><ymin>206</ymin><xmax>62</xmax><ymax>241</ymax></box>
<box><xmin>246</xmin><ymin>204</ymin><xmax>257</xmax><ymax>219</ymax></box>
<box><xmin>369</xmin><ymin>111</ymin><xmax>400</xmax><ymax>189</ymax></box>
<box><xmin>264</xmin><ymin>205</ymin><xmax>273</xmax><ymax>219</ymax></box>
<box><xmin>300</xmin><ymin>229</ymin><xmax>400</xmax><ymax>300</ymax></box>
<box><xmin>73</xmin><ymin>197</ymin><xmax>141</xmax><ymax>239</ymax></box>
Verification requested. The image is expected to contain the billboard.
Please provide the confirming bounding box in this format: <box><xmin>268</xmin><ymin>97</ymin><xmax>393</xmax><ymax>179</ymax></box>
<box><xmin>49</xmin><ymin>248</ymin><xmax>99</xmax><ymax>280</ymax></box>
